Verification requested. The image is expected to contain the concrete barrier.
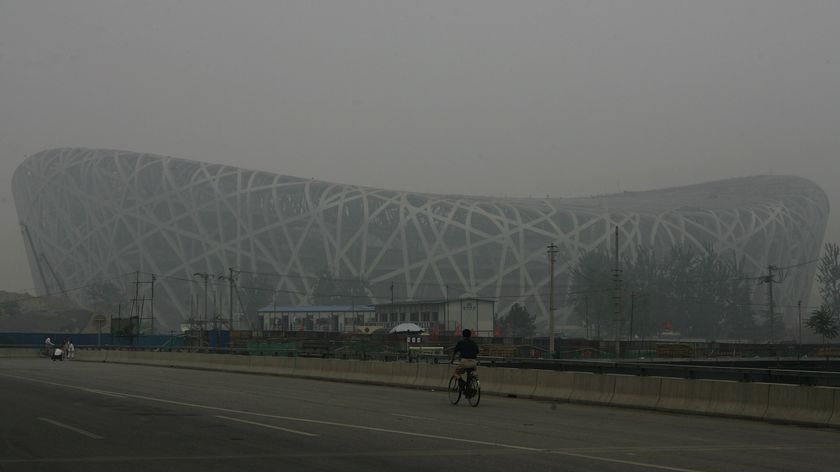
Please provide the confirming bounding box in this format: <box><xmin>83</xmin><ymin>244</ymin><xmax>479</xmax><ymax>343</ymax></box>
<box><xmin>569</xmin><ymin>372</ymin><xmax>615</xmax><ymax>405</ymax></box>
<box><xmin>705</xmin><ymin>381</ymin><xmax>770</xmax><ymax>420</ymax></box>
<box><xmin>475</xmin><ymin>367</ymin><xmax>504</xmax><ymax>395</ymax></box>
<box><xmin>532</xmin><ymin>370</ymin><xmax>574</xmax><ymax>402</ymax></box>
<box><xmin>171</xmin><ymin>352</ymin><xmax>210</xmax><ymax>369</ymax></box>
<box><xmin>362</xmin><ymin>361</ymin><xmax>395</xmax><ymax>384</ymax></box>
<box><xmin>765</xmin><ymin>384</ymin><xmax>836</xmax><ymax>426</ymax></box>
<box><xmin>77</xmin><ymin>349</ymin><xmax>108</xmax><ymax>362</ymax></box>
<box><xmin>320</xmin><ymin>358</ymin><xmax>351</xmax><ymax>381</ymax></box>
<box><xmin>341</xmin><ymin>360</ymin><xmax>364</xmax><ymax>383</ymax></box>
<box><xmin>391</xmin><ymin>362</ymin><xmax>418</xmax><ymax>386</ymax></box>
<box><xmin>132</xmin><ymin>351</ymin><xmax>167</xmax><ymax>367</ymax></box>
<box><xmin>414</xmin><ymin>363</ymin><xmax>448</xmax><ymax>390</ymax></box>
<box><xmin>219</xmin><ymin>354</ymin><xmax>252</xmax><ymax>373</ymax></box>
<box><xmin>0</xmin><ymin>348</ymin><xmax>39</xmax><ymax>358</ymax></box>
<box><xmin>249</xmin><ymin>355</ymin><xmax>277</xmax><ymax>375</ymax></box>
<box><xmin>656</xmin><ymin>378</ymin><xmax>690</xmax><ymax>413</ymax></box>
<box><xmin>67</xmin><ymin>350</ymin><xmax>840</xmax><ymax>428</ymax></box>
<box><xmin>107</xmin><ymin>350</ymin><xmax>137</xmax><ymax>365</ymax></box>
<box><xmin>246</xmin><ymin>355</ymin><xmax>295</xmax><ymax>376</ymax></box>
<box><xmin>610</xmin><ymin>375</ymin><xmax>661</xmax><ymax>409</ymax></box>
<box><xmin>829</xmin><ymin>390</ymin><xmax>840</xmax><ymax>428</ymax></box>
<box><xmin>493</xmin><ymin>368</ymin><xmax>538</xmax><ymax>398</ymax></box>
<box><xmin>295</xmin><ymin>357</ymin><xmax>326</xmax><ymax>379</ymax></box>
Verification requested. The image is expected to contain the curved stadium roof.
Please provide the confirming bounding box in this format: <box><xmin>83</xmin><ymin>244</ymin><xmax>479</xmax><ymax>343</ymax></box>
<box><xmin>12</xmin><ymin>148</ymin><xmax>829</xmax><ymax>332</ymax></box>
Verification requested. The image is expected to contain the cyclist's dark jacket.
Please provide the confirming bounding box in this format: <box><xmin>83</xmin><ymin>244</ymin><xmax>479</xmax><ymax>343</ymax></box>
<box><xmin>453</xmin><ymin>338</ymin><xmax>479</xmax><ymax>359</ymax></box>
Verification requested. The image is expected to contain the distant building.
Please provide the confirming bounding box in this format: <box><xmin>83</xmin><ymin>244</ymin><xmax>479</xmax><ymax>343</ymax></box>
<box><xmin>13</xmin><ymin>148</ymin><xmax>830</xmax><ymax>332</ymax></box>
<box><xmin>257</xmin><ymin>305</ymin><xmax>375</xmax><ymax>333</ymax></box>
<box><xmin>373</xmin><ymin>298</ymin><xmax>496</xmax><ymax>337</ymax></box>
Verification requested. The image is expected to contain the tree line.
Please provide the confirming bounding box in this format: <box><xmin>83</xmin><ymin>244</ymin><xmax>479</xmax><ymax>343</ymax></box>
<box><xmin>497</xmin><ymin>241</ymin><xmax>840</xmax><ymax>343</ymax></box>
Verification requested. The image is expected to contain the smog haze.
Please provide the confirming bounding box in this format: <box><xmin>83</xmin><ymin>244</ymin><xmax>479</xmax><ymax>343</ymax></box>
<box><xmin>1</xmin><ymin>0</ymin><xmax>838</xmax><ymax>292</ymax></box>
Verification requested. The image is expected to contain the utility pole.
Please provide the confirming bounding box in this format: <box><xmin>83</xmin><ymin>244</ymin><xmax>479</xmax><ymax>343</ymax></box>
<box><xmin>613</xmin><ymin>226</ymin><xmax>622</xmax><ymax>358</ymax></box>
<box><xmin>132</xmin><ymin>271</ymin><xmax>140</xmax><ymax>345</ymax></box>
<box><xmin>218</xmin><ymin>268</ymin><xmax>238</xmax><ymax>348</ymax></box>
<box><xmin>390</xmin><ymin>282</ymin><xmax>395</xmax><ymax>305</ymax></box>
<box><xmin>763</xmin><ymin>265</ymin><xmax>778</xmax><ymax>344</ymax></box>
<box><xmin>798</xmin><ymin>300</ymin><xmax>803</xmax><ymax>356</ymax></box>
<box><xmin>629</xmin><ymin>291</ymin><xmax>635</xmax><ymax>342</ymax></box>
<box><xmin>129</xmin><ymin>271</ymin><xmax>155</xmax><ymax>341</ymax></box>
<box><xmin>584</xmin><ymin>296</ymin><xmax>590</xmax><ymax>339</ymax></box>
<box><xmin>150</xmin><ymin>274</ymin><xmax>156</xmax><ymax>336</ymax></box>
<box><xmin>596</xmin><ymin>296</ymin><xmax>601</xmax><ymax>341</ymax></box>
<box><xmin>229</xmin><ymin>268</ymin><xmax>236</xmax><ymax>332</ymax></box>
<box><xmin>194</xmin><ymin>272</ymin><xmax>210</xmax><ymax>347</ymax></box>
<box><xmin>547</xmin><ymin>243</ymin><xmax>559</xmax><ymax>357</ymax></box>
<box><xmin>445</xmin><ymin>284</ymin><xmax>449</xmax><ymax>335</ymax></box>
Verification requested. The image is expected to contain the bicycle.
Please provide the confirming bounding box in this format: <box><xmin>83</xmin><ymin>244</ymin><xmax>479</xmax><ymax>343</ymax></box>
<box><xmin>448</xmin><ymin>368</ymin><xmax>481</xmax><ymax>407</ymax></box>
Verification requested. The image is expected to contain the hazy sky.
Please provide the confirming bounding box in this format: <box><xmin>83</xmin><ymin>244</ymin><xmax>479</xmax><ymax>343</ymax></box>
<box><xmin>1</xmin><ymin>0</ymin><xmax>838</xmax><ymax>293</ymax></box>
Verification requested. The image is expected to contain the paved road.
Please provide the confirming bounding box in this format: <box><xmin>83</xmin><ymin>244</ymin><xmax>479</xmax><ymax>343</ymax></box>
<box><xmin>1</xmin><ymin>358</ymin><xmax>838</xmax><ymax>471</ymax></box>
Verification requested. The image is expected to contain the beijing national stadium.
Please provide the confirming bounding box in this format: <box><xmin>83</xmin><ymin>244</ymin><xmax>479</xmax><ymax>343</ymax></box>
<box><xmin>12</xmin><ymin>148</ymin><xmax>829</xmax><ymax>334</ymax></box>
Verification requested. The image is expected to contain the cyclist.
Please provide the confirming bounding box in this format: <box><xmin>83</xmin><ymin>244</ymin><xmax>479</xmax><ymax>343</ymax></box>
<box><xmin>450</xmin><ymin>329</ymin><xmax>479</xmax><ymax>386</ymax></box>
<box><xmin>44</xmin><ymin>336</ymin><xmax>54</xmax><ymax>358</ymax></box>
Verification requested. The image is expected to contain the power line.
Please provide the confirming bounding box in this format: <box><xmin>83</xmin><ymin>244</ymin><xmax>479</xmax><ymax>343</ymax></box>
<box><xmin>5</xmin><ymin>272</ymin><xmax>135</xmax><ymax>301</ymax></box>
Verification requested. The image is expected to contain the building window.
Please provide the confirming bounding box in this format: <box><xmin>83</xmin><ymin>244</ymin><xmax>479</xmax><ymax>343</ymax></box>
<box><xmin>431</xmin><ymin>312</ymin><xmax>439</xmax><ymax>322</ymax></box>
<box><xmin>410</xmin><ymin>312</ymin><xmax>419</xmax><ymax>322</ymax></box>
<box><xmin>421</xmin><ymin>311</ymin><xmax>430</xmax><ymax>322</ymax></box>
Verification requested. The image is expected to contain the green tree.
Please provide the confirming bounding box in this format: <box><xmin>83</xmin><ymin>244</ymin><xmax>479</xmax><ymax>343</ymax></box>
<box><xmin>567</xmin><ymin>243</ymin><xmax>757</xmax><ymax>341</ymax></box>
<box><xmin>817</xmin><ymin>243</ymin><xmax>840</xmax><ymax>316</ymax></box>
<box><xmin>805</xmin><ymin>305</ymin><xmax>839</xmax><ymax>346</ymax></box>
<box><xmin>498</xmin><ymin>303</ymin><xmax>536</xmax><ymax>337</ymax></box>
<box><xmin>0</xmin><ymin>300</ymin><xmax>21</xmax><ymax>316</ymax></box>
<box><xmin>568</xmin><ymin>249</ymin><xmax>614</xmax><ymax>338</ymax></box>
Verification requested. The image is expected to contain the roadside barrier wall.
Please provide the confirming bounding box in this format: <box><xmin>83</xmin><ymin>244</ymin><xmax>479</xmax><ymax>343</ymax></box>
<box><xmin>0</xmin><ymin>348</ymin><xmax>40</xmax><ymax>358</ymax></box>
<box><xmin>532</xmin><ymin>370</ymin><xmax>574</xmax><ymax>402</ymax></box>
<box><xmin>68</xmin><ymin>350</ymin><xmax>840</xmax><ymax>428</ymax></box>
<box><xmin>829</xmin><ymin>392</ymin><xmax>840</xmax><ymax>428</ymax></box>
<box><xmin>765</xmin><ymin>384</ymin><xmax>836</xmax><ymax>426</ymax></box>
<box><xmin>609</xmin><ymin>375</ymin><xmax>661</xmax><ymax>409</ymax></box>
<box><xmin>569</xmin><ymin>372</ymin><xmax>616</xmax><ymax>405</ymax></box>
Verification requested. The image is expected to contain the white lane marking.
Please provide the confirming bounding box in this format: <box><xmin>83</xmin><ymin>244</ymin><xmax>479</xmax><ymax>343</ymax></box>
<box><xmin>553</xmin><ymin>451</ymin><xmax>705</xmax><ymax>472</ymax></box>
<box><xmin>38</xmin><ymin>418</ymin><xmax>103</xmax><ymax>440</ymax></box>
<box><xmin>7</xmin><ymin>373</ymin><xmax>714</xmax><ymax>471</ymax></box>
<box><xmin>7</xmin><ymin>374</ymin><xmax>539</xmax><ymax>452</ymax></box>
<box><xmin>216</xmin><ymin>415</ymin><xmax>318</xmax><ymax>437</ymax></box>
<box><xmin>82</xmin><ymin>388</ymin><xmax>128</xmax><ymax>399</ymax></box>
<box><xmin>391</xmin><ymin>414</ymin><xmax>434</xmax><ymax>421</ymax></box>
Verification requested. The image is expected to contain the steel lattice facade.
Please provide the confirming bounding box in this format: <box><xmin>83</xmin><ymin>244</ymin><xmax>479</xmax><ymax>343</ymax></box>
<box><xmin>12</xmin><ymin>148</ymin><xmax>829</xmax><ymax>332</ymax></box>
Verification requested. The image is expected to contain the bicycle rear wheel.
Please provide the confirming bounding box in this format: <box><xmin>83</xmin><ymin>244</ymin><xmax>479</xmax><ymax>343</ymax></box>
<box><xmin>466</xmin><ymin>377</ymin><xmax>481</xmax><ymax>407</ymax></box>
<box><xmin>448</xmin><ymin>376</ymin><xmax>461</xmax><ymax>405</ymax></box>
